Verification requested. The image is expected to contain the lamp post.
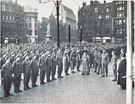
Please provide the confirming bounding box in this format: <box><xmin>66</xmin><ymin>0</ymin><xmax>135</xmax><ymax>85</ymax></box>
<box><xmin>68</xmin><ymin>25</ymin><xmax>70</xmax><ymax>45</ymax></box>
<box><xmin>98</xmin><ymin>15</ymin><xmax>103</xmax><ymax>44</ymax></box>
<box><xmin>39</xmin><ymin>0</ymin><xmax>62</xmax><ymax>47</ymax></box>
<box><xmin>80</xmin><ymin>26</ymin><xmax>82</xmax><ymax>43</ymax></box>
<box><xmin>15</xmin><ymin>14</ymin><xmax>19</xmax><ymax>45</ymax></box>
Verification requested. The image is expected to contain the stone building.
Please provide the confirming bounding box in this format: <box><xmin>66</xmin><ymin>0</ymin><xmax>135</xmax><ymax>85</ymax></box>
<box><xmin>24</xmin><ymin>5</ymin><xmax>38</xmax><ymax>43</ymax></box>
<box><xmin>78</xmin><ymin>0</ymin><xmax>134</xmax><ymax>43</ymax></box>
<box><xmin>0</xmin><ymin>0</ymin><xmax>25</xmax><ymax>44</ymax></box>
<box><xmin>52</xmin><ymin>4</ymin><xmax>77</xmax><ymax>42</ymax></box>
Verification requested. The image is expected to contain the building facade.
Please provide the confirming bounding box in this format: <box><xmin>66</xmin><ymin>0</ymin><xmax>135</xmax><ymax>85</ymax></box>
<box><xmin>0</xmin><ymin>0</ymin><xmax>25</xmax><ymax>44</ymax></box>
<box><xmin>78</xmin><ymin>1</ymin><xmax>114</xmax><ymax>43</ymax></box>
<box><xmin>52</xmin><ymin>4</ymin><xmax>77</xmax><ymax>42</ymax></box>
<box><xmin>78</xmin><ymin>0</ymin><xmax>134</xmax><ymax>43</ymax></box>
<box><xmin>24</xmin><ymin>5</ymin><xmax>38</xmax><ymax>43</ymax></box>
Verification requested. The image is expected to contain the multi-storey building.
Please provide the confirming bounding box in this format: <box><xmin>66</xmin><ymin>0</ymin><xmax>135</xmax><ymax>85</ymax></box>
<box><xmin>0</xmin><ymin>0</ymin><xmax>25</xmax><ymax>44</ymax></box>
<box><xmin>78</xmin><ymin>1</ymin><xmax>114</xmax><ymax>43</ymax></box>
<box><xmin>113</xmin><ymin>1</ymin><xmax>134</xmax><ymax>43</ymax></box>
<box><xmin>78</xmin><ymin>0</ymin><xmax>134</xmax><ymax>43</ymax></box>
<box><xmin>52</xmin><ymin>4</ymin><xmax>77</xmax><ymax>42</ymax></box>
<box><xmin>24</xmin><ymin>5</ymin><xmax>38</xmax><ymax>43</ymax></box>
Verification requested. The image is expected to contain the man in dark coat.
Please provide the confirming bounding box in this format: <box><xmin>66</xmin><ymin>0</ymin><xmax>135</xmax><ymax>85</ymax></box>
<box><xmin>117</xmin><ymin>54</ymin><xmax>126</xmax><ymax>89</ymax></box>
<box><xmin>1</xmin><ymin>58</ymin><xmax>13</xmax><ymax>97</ymax></box>
<box><xmin>12</xmin><ymin>57</ymin><xmax>23</xmax><ymax>93</ymax></box>
<box><xmin>31</xmin><ymin>55</ymin><xmax>39</xmax><ymax>87</ymax></box>
<box><xmin>22</xmin><ymin>56</ymin><xmax>31</xmax><ymax>90</ymax></box>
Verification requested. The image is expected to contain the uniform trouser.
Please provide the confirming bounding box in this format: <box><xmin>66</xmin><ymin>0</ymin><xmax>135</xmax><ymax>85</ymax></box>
<box><xmin>47</xmin><ymin>66</ymin><xmax>51</xmax><ymax>81</ymax></box>
<box><xmin>14</xmin><ymin>74</ymin><xmax>21</xmax><ymax>91</ymax></box>
<box><xmin>52</xmin><ymin>64</ymin><xmax>56</xmax><ymax>79</ymax></box>
<box><xmin>31</xmin><ymin>70</ymin><xmax>38</xmax><ymax>85</ymax></box>
<box><xmin>97</xmin><ymin>64</ymin><xmax>102</xmax><ymax>74</ymax></box>
<box><xmin>40</xmin><ymin>69</ymin><xmax>45</xmax><ymax>83</ymax></box>
<box><xmin>3</xmin><ymin>75</ymin><xmax>13</xmax><ymax>95</ymax></box>
<box><xmin>24</xmin><ymin>70</ymin><xmax>30</xmax><ymax>87</ymax></box>
<box><xmin>71</xmin><ymin>60</ymin><xmax>76</xmax><ymax>71</ymax></box>
<box><xmin>58</xmin><ymin>62</ymin><xmax>63</xmax><ymax>77</ymax></box>
<box><xmin>76</xmin><ymin>61</ymin><xmax>80</xmax><ymax>71</ymax></box>
<box><xmin>94</xmin><ymin>62</ymin><xmax>98</xmax><ymax>72</ymax></box>
<box><xmin>113</xmin><ymin>69</ymin><xmax>117</xmax><ymax>80</ymax></box>
<box><xmin>64</xmin><ymin>63</ymin><xmax>69</xmax><ymax>74</ymax></box>
<box><xmin>102</xmin><ymin>64</ymin><xmax>108</xmax><ymax>76</ymax></box>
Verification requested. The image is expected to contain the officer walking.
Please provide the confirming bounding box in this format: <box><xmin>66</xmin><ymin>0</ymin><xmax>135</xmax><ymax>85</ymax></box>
<box><xmin>12</xmin><ymin>57</ymin><xmax>23</xmax><ymax>93</ymax></box>
<box><xmin>76</xmin><ymin>50</ymin><xmax>81</xmax><ymax>72</ymax></box>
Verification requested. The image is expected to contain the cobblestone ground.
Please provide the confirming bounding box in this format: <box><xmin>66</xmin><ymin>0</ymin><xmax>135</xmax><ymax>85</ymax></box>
<box><xmin>0</xmin><ymin>63</ymin><xmax>126</xmax><ymax>104</ymax></box>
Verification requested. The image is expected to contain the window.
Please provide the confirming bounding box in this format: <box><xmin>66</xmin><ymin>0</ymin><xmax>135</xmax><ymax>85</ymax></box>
<box><xmin>9</xmin><ymin>6</ymin><xmax>13</xmax><ymax>12</ymax></box>
<box><xmin>106</xmin><ymin>8</ymin><xmax>109</xmax><ymax>12</ymax></box>
<box><xmin>2</xmin><ymin>5</ymin><xmax>5</xmax><ymax>11</ymax></box>
<box><xmin>98</xmin><ymin>15</ymin><xmax>102</xmax><ymax>19</ymax></box>
<box><xmin>123</xmin><ymin>19</ymin><xmax>126</xmax><ymax>24</ymax></box>
<box><xmin>117</xmin><ymin>12</ymin><xmax>124</xmax><ymax>17</ymax></box>
<box><xmin>9</xmin><ymin>16</ymin><xmax>12</xmax><ymax>20</ymax></box>
<box><xmin>6</xmin><ymin>15</ymin><xmax>8</xmax><ymax>20</ymax></box>
<box><xmin>29</xmin><ymin>23</ymin><xmax>32</xmax><ymax>28</ymax></box>
<box><xmin>106</xmin><ymin>14</ymin><xmax>109</xmax><ymax>19</ymax></box>
<box><xmin>13</xmin><ymin>16</ymin><xmax>15</xmax><ymax>20</ymax></box>
<box><xmin>2</xmin><ymin>15</ymin><xmax>5</xmax><ymax>20</ymax></box>
<box><xmin>95</xmin><ymin>8</ymin><xmax>98</xmax><ymax>12</ymax></box>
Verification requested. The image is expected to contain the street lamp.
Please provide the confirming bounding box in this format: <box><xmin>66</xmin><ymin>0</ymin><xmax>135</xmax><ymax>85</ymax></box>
<box><xmin>98</xmin><ymin>15</ymin><xmax>103</xmax><ymax>43</ymax></box>
<box><xmin>80</xmin><ymin>26</ymin><xmax>82</xmax><ymax>43</ymax></box>
<box><xmin>15</xmin><ymin>14</ymin><xmax>19</xmax><ymax>45</ymax></box>
<box><xmin>39</xmin><ymin>0</ymin><xmax>62</xmax><ymax>47</ymax></box>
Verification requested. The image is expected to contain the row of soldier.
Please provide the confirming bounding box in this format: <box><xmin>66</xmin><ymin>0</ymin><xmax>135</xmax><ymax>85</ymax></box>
<box><xmin>0</xmin><ymin>42</ymin><xmax>126</xmax><ymax>97</ymax></box>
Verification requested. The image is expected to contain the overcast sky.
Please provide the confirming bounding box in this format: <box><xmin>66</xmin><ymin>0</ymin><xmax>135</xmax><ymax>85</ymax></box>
<box><xmin>12</xmin><ymin>0</ymin><xmax>112</xmax><ymax>21</ymax></box>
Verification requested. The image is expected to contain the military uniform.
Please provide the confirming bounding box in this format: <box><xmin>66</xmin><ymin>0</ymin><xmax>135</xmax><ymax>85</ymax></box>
<box><xmin>31</xmin><ymin>57</ymin><xmax>39</xmax><ymax>87</ymax></box>
<box><xmin>101</xmin><ymin>50</ymin><xmax>109</xmax><ymax>77</ymax></box>
<box><xmin>39</xmin><ymin>55</ymin><xmax>46</xmax><ymax>85</ymax></box>
<box><xmin>70</xmin><ymin>51</ymin><xmax>76</xmax><ymax>73</ymax></box>
<box><xmin>56</xmin><ymin>51</ymin><xmax>63</xmax><ymax>78</ymax></box>
<box><xmin>76</xmin><ymin>50</ymin><xmax>81</xmax><ymax>72</ymax></box>
<box><xmin>63</xmin><ymin>50</ymin><xmax>70</xmax><ymax>75</ymax></box>
<box><xmin>46</xmin><ymin>54</ymin><xmax>52</xmax><ymax>82</ymax></box>
<box><xmin>22</xmin><ymin>57</ymin><xmax>31</xmax><ymax>90</ymax></box>
<box><xmin>1</xmin><ymin>59</ymin><xmax>13</xmax><ymax>97</ymax></box>
<box><xmin>51</xmin><ymin>53</ymin><xmax>57</xmax><ymax>80</ymax></box>
<box><xmin>12</xmin><ymin>58</ymin><xmax>23</xmax><ymax>93</ymax></box>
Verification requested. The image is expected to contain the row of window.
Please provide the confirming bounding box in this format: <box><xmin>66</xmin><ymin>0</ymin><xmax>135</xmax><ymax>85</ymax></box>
<box><xmin>2</xmin><ymin>14</ymin><xmax>15</xmax><ymax>21</ymax></box>
<box><xmin>94</xmin><ymin>7</ymin><xmax>110</xmax><ymax>13</ymax></box>
<box><xmin>117</xmin><ymin>6</ymin><xmax>125</xmax><ymax>11</ymax></box>
<box><xmin>116</xmin><ymin>12</ymin><xmax>125</xmax><ymax>17</ymax></box>
<box><xmin>1</xmin><ymin>4</ymin><xmax>14</xmax><ymax>12</ymax></box>
<box><xmin>115</xmin><ymin>1</ymin><xmax>125</xmax><ymax>5</ymax></box>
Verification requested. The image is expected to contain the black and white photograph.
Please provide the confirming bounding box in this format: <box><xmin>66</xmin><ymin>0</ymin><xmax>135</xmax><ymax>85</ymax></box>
<box><xmin>0</xmin><ymin>0</ymin><xmax>135</xmax><ymax>104</ymax></box>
